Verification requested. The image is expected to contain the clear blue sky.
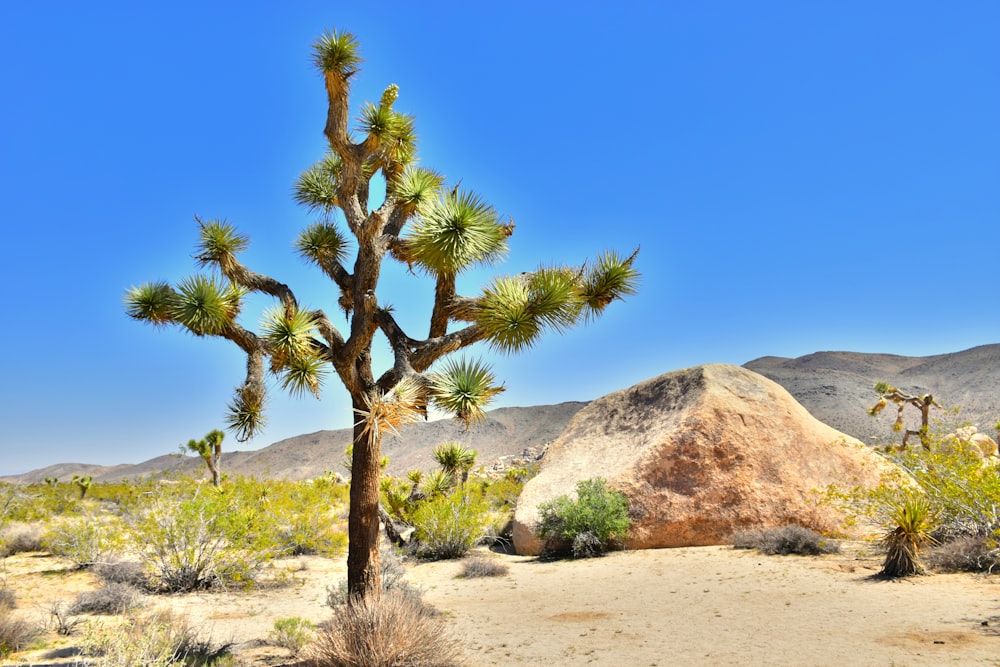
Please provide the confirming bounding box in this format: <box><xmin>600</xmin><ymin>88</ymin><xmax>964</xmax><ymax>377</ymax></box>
<box><xmin>1</xmin><ymin>2</ymin><xmax>997</xmax><ymax>475</ymax></box>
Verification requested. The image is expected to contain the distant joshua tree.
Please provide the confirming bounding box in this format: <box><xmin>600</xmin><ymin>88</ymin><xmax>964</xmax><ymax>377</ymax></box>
<box><xmin>184</xmin><ymin>429</ymin><xmax>225</xmax><ymax>487</ymax></box>
<box><xmin>868</xmin><ymin>382</ymin><xmax>940</xmax><ymax>450</ymax></box>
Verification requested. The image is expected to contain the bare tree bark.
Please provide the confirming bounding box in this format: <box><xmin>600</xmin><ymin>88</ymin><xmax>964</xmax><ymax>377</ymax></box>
<box><xmin>347</xmin><ymin>394</ymin><xmax>382</xmax><ymax>598</ymax></box>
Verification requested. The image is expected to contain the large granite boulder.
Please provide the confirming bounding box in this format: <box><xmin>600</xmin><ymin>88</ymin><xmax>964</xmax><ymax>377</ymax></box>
<box><xmin>512</xmin><ymin>364</ymin><xmax>898</xmax><ymax>555</ymax></box>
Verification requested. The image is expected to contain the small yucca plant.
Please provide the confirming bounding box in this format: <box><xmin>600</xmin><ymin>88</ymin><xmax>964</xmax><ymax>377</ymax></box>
<box><xmin>880</xmin><ymin>492</ymin><xmax>938</xmax><ymax>577</ymax></box>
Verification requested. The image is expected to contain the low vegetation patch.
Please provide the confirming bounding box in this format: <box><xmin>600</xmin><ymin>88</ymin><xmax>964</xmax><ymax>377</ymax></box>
<box><xmin>731</xmin><ymin>525</ymin><xmax>840</xmax><ymax>556</ymax></box>
<box><xmin>0</xmin><ymin>605</ymin><xmax>38</xmax><ymax>658</ymax></box>
<box><xmin>536</xmin><ymin>478</ymin><xmax>631</xmax><ymax>558</ymax></box>
<box><xmin>309</xmin><ymin>589</ymin><xmax>464</xmax><ymax>667</ymax></box>
<box><xmin>458</xmin><ymin>554</ymin><xmax>509</xmax><ymax>578</ymax></box>
<box><xmin>70</xmin><ymin>582</ymin><xmax>144</xmax><ymax>615</ymax></box>
<box><xmin>0</xmin><ymin>522</ymin><xmax>45</xmax><ymax>556</ymax></box>
<box><xmin>83</xmin><ymin>610</ymin><xmax>232</xmax><ymax>667</ymax></box>
<box><xmin>269</xmin><ymin>616</ymin><xmax>314</xmax><ymax>655</ymax></box>
<box><xmin>925</xmin><ymin>535</ymin><xmax>1000</xmax><ymax>573</ymax></box>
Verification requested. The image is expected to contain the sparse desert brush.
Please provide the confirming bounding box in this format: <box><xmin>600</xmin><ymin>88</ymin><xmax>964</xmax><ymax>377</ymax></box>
<box><xmin>70</xmin><ymin>582</ymin><xmax>144</xmax><ymax>615</ymax></box>
<box><xmin>0</xmin><ymin>522</ymin><xmax>45</xmax><ymax>556</ymax></box>
<box><xmin>269</xmin><ymin>616</ymin><xmax>315</xmax><ymax>655</ymax></box>
<box><xmin>458</xmin><ymin>554</ymin><xmax>509</xmax><ymax>578</ymax></box>
<box><xmin>44</xmin><ymin>515</ymin><xmax>124</xmax><ymax>568</ymax></box>
<box><xmin>94</xmin><ymin>559</ymin><xmax>149</xmax><ymax>589</ymax></box>
<box><xmin>309</xmin><ymin>590</ymin><xmax>464</xmax><ymax>667</ymax></box>
<box><xmin>926</xmin><ymin>535</ymin><xmax>1000</xmax><ymax>573</ymax></box>
<box><xmin>0</xmin><ymin>587</ymin><xmax>15</xmax><ymax>610</ymax></box>
<box><xmin>0</xmin><ymin>604</ymin><xmax>38</xmax><ymax>658</ymax></box>
<box><xmin>731</xmin><ymin>525</ymin><xmax>840</xmax><ymax>556</ymax></box>
<box><xmin>127</xmin><ymin>488</ymin><xmax>280</xmax><ymax>592</ymax></box>
<box><xmin>83</xmin><ymin>610</ymin><xmax>231</xmax><ymax>667</ymax></box>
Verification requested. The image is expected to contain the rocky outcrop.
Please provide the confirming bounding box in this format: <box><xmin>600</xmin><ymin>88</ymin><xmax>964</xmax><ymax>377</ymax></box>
<box><xmin>512</xmin><ymin>364</ymin><xmax>898</xmax><ymax>555</ymax></box>
<box><xmin>942</xmin><ymin>426</ymin><xmax>999</xmax><ymax>459</ymax></box>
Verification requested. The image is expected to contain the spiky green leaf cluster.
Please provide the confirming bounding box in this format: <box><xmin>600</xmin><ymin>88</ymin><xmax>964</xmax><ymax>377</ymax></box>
<box><xmin>393</xmin><ymin>167</ymin><xmax>444</xmax><ymax>215</ymax></box>
<box><xmin>195</xmin><ymin>219</ymin><xmax>249</xmax><ymax>271</ymax></box>
<box><xmin>261</xmin><ymin>306</ymin><xmax>327</xmax><ymax>398</ymax></box>
<box><xmin>579</xmin><ymin>250</ymin><xmax>640</xmax><ymax>318</ymax></box>
<box><xmin>429</xmin><ymin>358</ymin><xmax>505</xmax><ymax>427</ymax></box>
<box><xmin>293</xmin><ymin>153</ymin><xmax>342</xmax><ymax>212</ymax></box>
<box><xmin>405</xmin><ymin>189</ymin><xmax>508</xmax><ymax>276</ymax></box>
<box><xmin>311</xmin><ymin>29</ymin><xmax>362</xmax><ymax>78</ymax></box>
<box><xmin>526</xmin><ymin>267</ymin><xmax>583</xmax><ymax>333</ymax></box>
<box><xmin>124</xmin><ymin>281</ymin><xmax>175</xmax><ymax>325</ymax></box>
<box><xmin>295</xmin><ymin>222</ymin><xmax>349</xmax><ymax>266</ymax></box>
<box><xmin>477</xmin><ymin>277</ymin><xmax>542</xmax><ymax>352</ymax></box>
<box><xmin>172</xmin><ymin>275</ymin><xmax>244</xmax><ymax>335</ymax></box>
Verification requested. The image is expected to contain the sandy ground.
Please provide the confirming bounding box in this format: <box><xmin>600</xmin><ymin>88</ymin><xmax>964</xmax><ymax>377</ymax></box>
<box><xmin>5</xmin><ymin>543</ymin><xmax>1000</xmax><ymax>666</ymax></box>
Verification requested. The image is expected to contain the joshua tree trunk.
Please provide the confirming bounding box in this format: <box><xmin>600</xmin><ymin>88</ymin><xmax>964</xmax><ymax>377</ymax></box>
<box><xmin>347</xmin><ymin>395</ymin><xmax>383</xmax><ymax>598</ymax></box>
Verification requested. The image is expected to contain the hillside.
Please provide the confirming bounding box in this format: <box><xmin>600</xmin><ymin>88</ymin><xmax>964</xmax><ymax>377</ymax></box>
<box><xmin>745</xmin><ymin>343</ymin><xmax>1000</xmax><ymax>445</ymax></box>
<box><xmin>6</xmin><ymin>343</ymin><xmax>1000</xmax><ymax>485</ymax></box>
<box><xmin>1</xmin><ymin>402</ymin><xmax>587</xmax><ymax>484</ymax></box>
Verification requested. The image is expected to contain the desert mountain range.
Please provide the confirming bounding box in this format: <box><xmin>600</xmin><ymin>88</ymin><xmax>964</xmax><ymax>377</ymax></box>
<box><xmin>5</xmin><ymin>344</ymin><xmax>999</xmax><ymax>485</ymax></box>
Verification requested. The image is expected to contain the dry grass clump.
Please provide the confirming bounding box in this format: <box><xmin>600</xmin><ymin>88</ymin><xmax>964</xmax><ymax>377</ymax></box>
<box><xmin>0</xmin><ymin>587</ymin><xmax>15</xmax><ymax>610</ymax></box>
<box><xmin>0</xmin><ymin>522</ymin><xmax>45</xmax><ymax>556</ymax></box>
<box><xmin>458</xmin><ymin>554</ymin><xmax>509</xmax><ymax>578</ymax></box>
<box><xmin>309</xmin><ymin>590</ymin><xmax>465</xmax><ymax>667</ymax></box>
<box><xmin>94</xmin><ymin>559</ymin><xmax>149</xmax><ymax>589</ymax></box>
<box><xmin>926</xmin><ymin>535</ymin><xmax>1000</xmax><ymax>573</ymax></box>
<box><xmin>83</xmin><ymin>609</ymin><xmax>231</xmax><ymax>666</ymax></box>
<box><xmin>731</xmin><ymin>525</ymin><xmax>840</xmax><ymax>556</ymax></box>
<box><xmin>70</xmin><ymin>582</ymin><xmax>144</xmax><ymax>615</ymax></box>
<box><xmin>0</xmin><ymin>604</ymin><xmax>38</xmax><ymax>658</ymax></box>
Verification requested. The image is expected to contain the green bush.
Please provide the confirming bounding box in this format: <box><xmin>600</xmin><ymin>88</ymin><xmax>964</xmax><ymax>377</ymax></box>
<box><xmin>126</xmin><ymin>486</ymin><xmax>279</xmax><ymax>592</ymax></box>
<box><xmin>269</xmin><ymin>617</ymin><xmax>314</xmax><ymax>655</ymax></box>
<box><xmin>410</xmin><ymin>492</ymin><xmax>487</xmax><ymax>560</ymax></box>
<box><xmin>44</xmin><ymin>515</ymin><xmax>124</xmax><ymax>568</ymax></box>
<box><xmin>536</xmin><ymin>478</ymin><xmax>630</xmax><ymax>558</ymax></box>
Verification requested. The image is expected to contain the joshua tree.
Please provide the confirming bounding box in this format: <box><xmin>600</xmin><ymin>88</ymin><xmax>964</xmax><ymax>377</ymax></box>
<box><xmin>868</xmin><ymin>381</ymin><xmax>940</xmax><ymax>450</ymax></box>
<box><xmin>125</xmin><ymin>28</ymin><xmax>638</xmax><ymax>600</ymax></box>
<box><xmin>432</xmin><ymin>442</ymin><xmax>478</xmax><ymax>483</ymax></box>
<box><xmin>70</xmin><ymin>475</ymin><xmax>92</xmax><ymax>499</ymax></box>
<box><xmin>184</xmin><ymin>429</ymin><xmax>225</xmax><ymax>487</ymax></box>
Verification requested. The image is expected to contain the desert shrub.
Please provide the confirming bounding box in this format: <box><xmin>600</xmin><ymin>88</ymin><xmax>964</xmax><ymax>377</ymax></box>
<box><xmin>94</xmin><ymin>559</ymin><xmax>149</xmax><ymax>588</ymax></box>
<box><xmin>44</xmin><ymin>515</ymin><xmax>124</xmax><ymax>568</ymax></box>
<box><xmin>926</xmin><ymin>535</ymin><xmax>1000</xmax><ymax>573</ymax></box>
<box><xmin>70</xmin><ymin>582</ymin><xmax>143</xmax><ymax>615</ymax></box>
<box><xmin>731</xmin><ymin>525</ymin><xmax>841</xmax><ymax>556</ymax></box>
<box><xmin>0</xmin><ymin>587</ymin><xmax>15</xmax><ymax>610</ymax></box>
<box><xmin>410</xmin><ymin>492</ymin><xmax>488</xmax><ymax>560</ymax></box>
<box><xmin>0</xmin><ymin>522</ymin><xmax>45</xmax><ymax>556</ymax></box>
<box><xmin>308</xmin><ymin>590</ymin><xmax>464</xmax><ymax>667</ymax></box>
<box><xmin>83</xmin><ymin>610</ymin><xmax>231</xmax><ymax>667</ymax></box>
<box><xmin>269</xmin><ymin>616</ymin><xmax>314</xmax><ymax>655</ymax></box>
<box><xmin>458</xmin><ymin>554</ymin><xmax>509</xmax><ymax>578</ymax></box>
<box><xmin>49</xmin><ymin>601</ymin><xmax>81</xmax><ymax>636</ymax></box>
<box><xmin>0</xmin><ymin>605</ymin><xmax>38</xmax><ymax>658</ymax></box>
<box><xmin>126</xmin><ymin>488</ymin><xmax>280</xmax><ymax>592</ymax></box>
<box><xmin>267</xmin><ymin>480</ymin><xmax>348</xmax><ymax>557</ymax></box>
<box><xmin>536</xmin><ymin>478</ymin><xmax>631</xmax><ymax>558</ymax></box>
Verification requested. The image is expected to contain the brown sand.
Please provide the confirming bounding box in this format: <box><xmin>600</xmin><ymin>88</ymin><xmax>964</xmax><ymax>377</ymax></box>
<box><xmin>5</xmin><ymin>543</ymin><xmax>1000</xmax><ymax>666</ymax></box>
